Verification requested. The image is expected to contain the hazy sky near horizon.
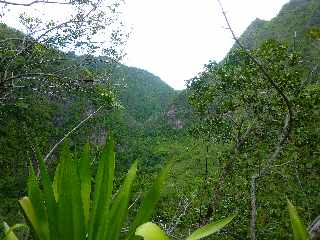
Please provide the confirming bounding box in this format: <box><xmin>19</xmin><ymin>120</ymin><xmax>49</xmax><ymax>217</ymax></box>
<box><xmin>1</xmin><ymin>0</ymin><xmax>290</xmax><ymax>90</ymax></box>
<box><xmin>122</xmin><ymin>0</ymin><xmax>290</xmax><ymax>89</ymax></box>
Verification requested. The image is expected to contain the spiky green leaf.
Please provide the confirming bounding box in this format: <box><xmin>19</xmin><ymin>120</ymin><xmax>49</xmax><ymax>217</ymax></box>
<box><xmin>1</xmin><ymin>222</ymin><xmax>27</xmax><ymax>240</ymax></box>
<box><xmin>79</xmin><ymin>143</ymin><xmax>91</xmax><ymax>231</ymax></box>
<box><xmin>52</xmin><ymin>163</ymin><xmax>61</xmax><ymax>202</ymax></box>
<box><xmin>287</xmin><ymin>199</ymin><xmax>309</xmax><ymax>240</ymax></box>
<box><xmin>18</xmin><ymin>197</ymin><xmax>43</xmax><ymax>239</ymax></box>
<box><xmin>38</xmin><ymin>153</ymin><xmax>59</xmax><ymax>240</ymax></box>
<box><xmin>186</xmin><ymin>214</ymin><xmax>236</xmax><ymax>240</ymax></box>
<box><xmin>25</xmin><ymin>162</ymin><xmax>49</xmax><ymax>240</ymax></box>
<box><xmin>56</xmin><ymin>143</ymin><xmax>85</xmax><ymax>240</ymax></box>
<box><xmin>88</xmin><ymin>135</ymin><xmax>115</xmax><ymax>240</ymax></box>
<box><xmin>107</xmin><ymin>161</ymin><xmax>138</xmax><ymax>239</ymax></box>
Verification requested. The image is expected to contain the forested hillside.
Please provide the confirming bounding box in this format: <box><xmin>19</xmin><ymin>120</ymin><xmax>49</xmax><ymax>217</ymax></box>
<box><xmin>148</xmin><ymin>0</ymin><xmax>320</xmax><ymax>238</ymax></box>
<box><xmin>0</xmin><ymin>0</ymin><xmax>319</xmax><ymax>239</ymax></box>
<box><xmin>237</xmin><ymin>0</ymin><xmax>320</xmax><ymax>58</ymax></box>
<box><xmin>0</xmin><ymin>21</ymin><xmax>176</xmax><ymax>225</ymax></box>
<box><xmin>113</xmin><ymin>65</ymin><xmax>176</xmax><ymax>122</ymax></box>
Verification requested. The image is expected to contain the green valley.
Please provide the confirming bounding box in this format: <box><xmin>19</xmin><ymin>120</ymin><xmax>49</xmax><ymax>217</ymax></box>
<box><xmin>0</xmin><ymin>0</ymin><xmax>319</xmax><ymax>239</ymax></box>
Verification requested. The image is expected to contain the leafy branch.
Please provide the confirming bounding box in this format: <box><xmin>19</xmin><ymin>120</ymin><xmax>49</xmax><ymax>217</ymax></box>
<box><xmin>216</xmin><ymin>1</ymin><xmax>294</xmax><ymax>239</ymax></box>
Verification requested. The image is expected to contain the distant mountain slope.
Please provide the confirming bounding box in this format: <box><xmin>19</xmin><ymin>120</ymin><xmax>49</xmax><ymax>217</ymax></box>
<box><xmin>144</xmin><ymin>89</ymin><xmax>194</xmax><ymax>135</ymax></box>
<box><xmin>0</xmin><ymin>23</ymin><xmax>176</xmax><ymax>124</ymax></box>
<box><xmin>236</xmin><ymin>0</ymin><xmax>320</xmax><ymax>58</ymax></box>
<box><xmin>159</xmin><ymin>0</ymin><xmax>320</xmax><ymax>135</ymax></box>
<box><xmin>112</xmin><ymin>65</ymin><xmax>177</xmax><ymax>122</ymax></box>
<box><xmin>0</xmin><ymin>23</ymin><xmax>177</xmax><ymax>223</ymax></box>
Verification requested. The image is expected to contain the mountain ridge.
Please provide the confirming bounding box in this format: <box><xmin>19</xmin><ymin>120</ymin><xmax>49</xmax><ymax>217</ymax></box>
<box><xmin>151</xmin><ymin>0</ymin><xmax>320</xmax><ymax>134</ymax></box>
<box><xmin>235</xmin><ymin>0</ymin><xmax>320</xmax><ymax>54</ymax></box>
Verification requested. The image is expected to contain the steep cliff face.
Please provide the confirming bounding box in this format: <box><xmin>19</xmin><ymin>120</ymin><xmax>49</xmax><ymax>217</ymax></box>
<box><xmin>166</xmin><ymin>105</ymin><xmax>184</xmax><ymax>129</ymax></box>
<box><xmin>143</xmin><ymin>89</ymin><xmax>195</xmax><ymax>134</ymax></box>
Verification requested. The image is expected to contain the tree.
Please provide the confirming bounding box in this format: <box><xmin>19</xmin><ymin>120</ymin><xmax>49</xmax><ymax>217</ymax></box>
<box><xmin>0</xmin><ymin>0</ymin><xmax>127</xmax><ymax>105</ymax></box>
<box><xmin>187</xmin><ymin>38</ymin><xmax>320</xmax><ymax>238</ymax></box>
<box><xmin>0</xmin><ymin>0</ymin><xmax>127</xmax><ymax>224</ymax></box>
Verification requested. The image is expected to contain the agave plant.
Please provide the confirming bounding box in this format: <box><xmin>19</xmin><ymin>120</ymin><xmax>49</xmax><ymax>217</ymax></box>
<box><xmin>2</xmin><ymin>136</ymin><xmax>168</xmax><ymax>240</ymax></box>
<box><xmin>2</xmin><ymin>136</ymin><xmax>235</xmax><ymax>240</ymax></box>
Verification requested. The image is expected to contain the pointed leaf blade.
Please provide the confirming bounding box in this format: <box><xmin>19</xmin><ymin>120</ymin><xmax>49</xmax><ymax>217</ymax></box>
<box><xmin>186</xmin><ymin>214</ymin><xmax>236</xmax><ymax>240</ymax></box>
<box><xmin>79</xmin><ymin>143</ymin><xmax>91</xmax><ymax>231</ymax></box>
<box><xmin>107</xmin><ymin>161</ymin><xmax>138</xmax><ymax>239</ymax></box>
<box><xmin>38</xmin><ymin>153</ymin><xmax>59</xmax><ymax>240</ymax></box>
<box><xmin>25</xmin><ymin>162</ymin><xmax>49</xmax><ymax>240</ymax></box>
<box><xmin>18</xmin><ymin>197</ymin><xmax>45</xmax><ymax>240</ymax></box>
<box><xmin>2</xmin><ymin>222</ymin><xmax>27</xmax><ymax>240</ymax></box>
<box><xmin>287</xmin><ymin>199</ymin><xmax>309</xmax><ymax>240</ymax></box>
<box><xmin>52</xmin><ymin>163</ymin><xmax>61</xmax><ymax>202</ymax></box>
<box><xmin>56</xmin><ymin>143</ymin><xmax>85</xmax><ymax>240</ymax></box>
<box><xmin>88</xmin><ymin>135</ymin><xmax>115</xmax><ymax>240</ymax></box>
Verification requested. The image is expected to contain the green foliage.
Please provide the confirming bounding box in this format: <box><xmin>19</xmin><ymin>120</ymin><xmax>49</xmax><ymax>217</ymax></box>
<box><xmin>8</xmin><ymin>136</ymin><xmax>168</xmax><ymax>240</ymax></box>
<box><xmin>188</xmin><ymin>39</ymin><xmax>303</xmax><ymax>145</ymax></box>
<box><xmin>135</xmin><ymin>214</ymin><xmax>235</xmax><ymax>240</ymax></box>
<box><xmin>187</xmin><ymin>37</ymin><xmax>319</xmax><ymax>238</ymax></box>
<box><xmin>4</xmin><ymin>136</ymin><xmax>237</xmax><ymax>240</ymax></box>
<box><xmin>306</xmin><ymin>27</ymin><xmax>320</xmax><ymax>40</ymax></box>
<box><xmin>111</xmin><ymin>65</ymin><xmax>177</xmax><ymax>122</ymax></box>
<box><xmin>0</xmin><ymin>22</ymin><xmax>176</xmax><ymax>225</ymax></box>
<box><xmin>287</xmin><ymin>200</ymin><xmax>309</xmax><ymax>240</ymax></box>
<box><xmin>1</xmin><ymin>0</ymin><xmax>320</xmax><ymax>239</ymax></box>
<box><xmin>236</xmin><ymin>0</ymin><xmax>320</xmax><ymax>62</ymax></box>
<box><xmin>135</xmin><ymin>222</ymin><xmax>170</xmax><ymax>240</ymax></box>
<box><xmin>1</xmin><ymin>222</ymin><xmax>27</xmax><ymax>240</ymax></box>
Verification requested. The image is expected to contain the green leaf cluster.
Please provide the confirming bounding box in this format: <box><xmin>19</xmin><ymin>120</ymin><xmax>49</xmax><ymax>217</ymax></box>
<box><xmin>4</xmin><ymin>136</ymin><xmax>168</xmax><ymax>240</ymax></box>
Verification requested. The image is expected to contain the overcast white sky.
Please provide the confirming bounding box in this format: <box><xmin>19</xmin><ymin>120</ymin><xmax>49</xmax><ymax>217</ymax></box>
<box><xmin>1</xmin><ymin>0</ymin><xmax>290</xmax><ymax>90</ymax></box>
<box><xmin>122</xmin><ymin>0</ymin><xmax>290</xmax><ymax>89</ymax></box>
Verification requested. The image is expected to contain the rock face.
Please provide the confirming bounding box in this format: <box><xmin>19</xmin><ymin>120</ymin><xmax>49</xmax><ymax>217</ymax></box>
<box><xmin>166</xmin><ymin>105</ymin><xmax>184</xmax><ymax>129</ymax></box>
<box><xmin>91</xmin><ymin>125</ymin><xmax>107</xmax><ymax>146</ymax></box>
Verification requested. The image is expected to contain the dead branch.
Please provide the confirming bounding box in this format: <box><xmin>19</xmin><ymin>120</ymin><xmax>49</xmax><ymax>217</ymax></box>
<box><xmin>167</xmin><ymin>195</ymin><xmax>193</xmax><ymax>235</ymax></box>
<box><xmin>309</xmin><ymin>215</ymin><xmax>320</xmax><ymax>240</ymax></box>
<box><xmin>43</xmin><ymin>105</ymin><xmax>104</xmax><ymax>163</ymax></box>
<box><xmin>205</xmin><ymin>117</ymin><xmax>255</xmax><ymax>219</ymax></box>
<box><xmin>216</xmin><ymin>1</ymin><xmax>294</xmax><ymax>239</ymax></box>
<box><xmin>128</xmin><ymin>193</ymin><xmax>141</xmax><ymax>210</ymax></box>
<box><xmin>0</xmin><ymin>0</ymin><xmax>71</xmax><ymax>6</ymax></box>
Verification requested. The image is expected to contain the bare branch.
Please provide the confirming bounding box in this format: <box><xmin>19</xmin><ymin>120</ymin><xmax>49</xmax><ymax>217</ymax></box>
<box><xmin>128</xmin><ymin>193</ymin><xmax>141</xmax><ymax>210</ymax></box>
<box><xmin>43</xmin><ymin>105</ymin><xmax>104</xmax><ymax>163</ymax></box>
<box><xmin>250</xmin><ymin>175</ymin><xmax>257</xmax><ymax>240</ymax></box>
<box><xmin>167</xmin><ymin>195</ymin><xmax>193</xmax><ymax>235</ymax></box>
<box><xmin>216</xmin><ymin>1</ymin><xmax>294</xmax><ymax>239</ymax></box>
<box><xmin>4</xmin><ymin>72</ymin><xmax>57</xmax><ymax>83</ymax></box>
<box><xmin>0</xmin><ymin>37</ymin><xmax>25</xmax><ymax>44</ymax></box>
<box><xmin>309</xmin><ymin>215</ymin><xmax>320</xmax><ymax>240</ymax></box>
<box><xmin>216</xmin><ymin>0</ymin><xmax>293</xmax><ymax>123</ymax></box>
<box><xmin>0</xmin><ymin>0</ymin><xmax>71</xmax><ymax>7</ymax></box>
